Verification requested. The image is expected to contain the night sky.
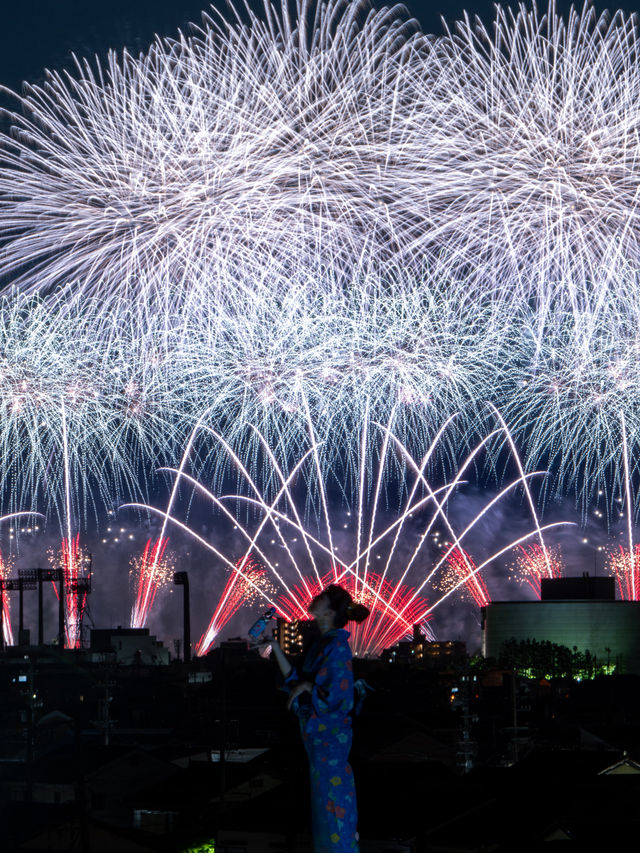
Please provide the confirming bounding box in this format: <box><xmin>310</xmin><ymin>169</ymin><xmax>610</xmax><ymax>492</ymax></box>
<box><xmin>3</xmin><ymin>0</ymin><xmax>611</xmax><ymax>93</ymax></box>
<box><xmin>0</xmin><ymin>0</ymin><xmax>633</xmax><ymax>650</ymax></box>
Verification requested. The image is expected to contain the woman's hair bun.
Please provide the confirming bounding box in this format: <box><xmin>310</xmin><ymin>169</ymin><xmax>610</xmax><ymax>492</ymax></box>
<box><xmin>317</xmin><ymin>584</ymin><xmax>371</xmax><ymax>628</ymax></box>
<box><xmin>347</xmin><ymin>602</ymin><xmax>370</xmax><ymax>623</ymax></box>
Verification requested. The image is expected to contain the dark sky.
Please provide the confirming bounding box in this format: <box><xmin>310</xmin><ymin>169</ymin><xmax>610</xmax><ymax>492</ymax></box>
<box><xmin>2</xmin><ymin>1</ymin><xmax>637</xmax><ymax>92</ymax></box>
<box><xmin>0</xmin><ymin>1</ymin><xmax>510</xmax><ymax>91</ymax></box>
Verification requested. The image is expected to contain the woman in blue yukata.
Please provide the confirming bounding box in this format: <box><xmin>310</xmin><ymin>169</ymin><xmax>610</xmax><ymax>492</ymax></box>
<box><xmin>267</xmin><ymin>584</ymin><xmax>369</xmax><ymax>852</ymax></box>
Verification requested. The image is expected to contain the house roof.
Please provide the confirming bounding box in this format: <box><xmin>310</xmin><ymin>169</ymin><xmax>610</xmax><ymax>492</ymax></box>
<box><xmin>598</xmin><ymin>751</ymin><xmax>640</xmax><ymax>775</ymax></box>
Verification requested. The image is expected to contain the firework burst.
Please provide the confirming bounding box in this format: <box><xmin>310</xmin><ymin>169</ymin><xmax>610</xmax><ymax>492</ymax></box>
<box><xmin>174</xmin><ymin>272</ymin><xmax>509</xmax><ymax>481</ymax></box>
<box><xmin>509</xmin><ymin>543</ymin><xmax>564</xmax><ymax>598</ymax></box>
<box><xmin>0</xmin><ymin>0</ymin><xmax>425</xmax><ymax>308</ymax></box>
<box><xmin>130</xmin><ymin>537</ymin><xmax>176</xmax><ymax>629</ymax></box>
<box><xmin>500</xmin><ymin>306</ymin><xmax>640</xmax><ymax>516</ymax></box>
<box><xmin>0</xmin><ymin>293</ymin><xmax>185</xmax><ymax>522</ymax></box>
<box><xmin>197</xmin><ymin>555</ymin><xmax>276</xmax><ymax>655</ymax></box>
<box><xmin>425</xmin><ymin>1</ymin><xmax>640</xmax><ymax>315</ymax></box>
<box><xmin>606</xmin><ymin>545</ymin><xmax>640</xmax><ymax>600</ymax></box>
<box><xmin>438</xmin><ymin>547</ymin><xmax>491</xmax><ymax>608</ymax></box>
<box><xmin>48</xmin><ymin>534</ymin><xmax>92</xmax><ymax>649</ymax></box>
<box><xmin>0</xmin><ymin>0</ymin><xmax>637</xmax><ymax>554</ymax></box>
<box><xmin>0</xmin><ymin>1</ymin><xmax>637</xmax><ymax>520</ymax></box>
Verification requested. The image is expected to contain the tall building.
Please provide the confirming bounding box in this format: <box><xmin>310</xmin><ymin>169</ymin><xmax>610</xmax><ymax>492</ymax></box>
<box><xmin>482</xmin><ymin>576</ymin><xmax>640</xmax><ymax>674</ymax></box>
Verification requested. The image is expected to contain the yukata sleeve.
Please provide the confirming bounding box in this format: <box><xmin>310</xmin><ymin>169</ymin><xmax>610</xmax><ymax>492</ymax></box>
<box><xmin>310</xmin><ymin>638</ymin><xmax>353</xmax><ymax>717</ymax></box>
<box><xmin>284</xmin><ymin>662</ymin><xmax>299</xmax><ymax>686</ymax></box>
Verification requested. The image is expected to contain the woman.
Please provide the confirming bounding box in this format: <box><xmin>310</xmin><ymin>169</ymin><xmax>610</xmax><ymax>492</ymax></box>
<box><xmin>266</xmin><ymin>585</ymin><xmax>369</xmax><ymax>852</ymax></box>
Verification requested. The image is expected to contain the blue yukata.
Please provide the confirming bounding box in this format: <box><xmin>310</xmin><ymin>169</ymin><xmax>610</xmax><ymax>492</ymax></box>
<box><xmin>285</xmin><ymin>628</ymin><xmax>359</xmax><ymax>852</ymax></box>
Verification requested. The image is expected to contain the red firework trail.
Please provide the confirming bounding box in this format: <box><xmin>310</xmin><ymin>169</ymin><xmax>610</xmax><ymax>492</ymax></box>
<box><xmin>511</xmin><ymin>543</ymin><xmax>563</xmax><ymax>598</ymax></box>
<box><xmin>606</xmin><ymin>545</ymin><xmax>640</xmax><ymax>600</ymax></box>
<box><xmin>276</xmin><ymin>569</ymin><xmax>433</xmax><ymax>656</ymax></box>
<box><xmin>276</xmin><ymin>572</ymin><xmax>327</xmax><ymax>621</ymax></box>
<box><xmin>443</xmin><ymin>547</ymin><xmax>491</xmax><ymax>608</ymax></box>
<box><xmin>130</xmin><ymin>537</ymin><xmax>173</xmax><ymax>629</ymax></box>
<box><xmin>0</xmin><ymin>553</ymin><xmax>13</xmax><ymax>646</ymax></box>
<box><xmin>197</xmin><ymin>555</ymin><xmax>276</xmax><ymax>655</ymax></box>
<box><xmin>50</xmin><ymin>535</ymin><xmax>90</xmax><ymax>648</ymax></box>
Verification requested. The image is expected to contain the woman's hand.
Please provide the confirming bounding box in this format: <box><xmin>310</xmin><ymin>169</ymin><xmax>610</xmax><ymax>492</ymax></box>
<box><xmin>287</xmin><ymin>680</ymin><xmax>313</xmax><ymax>710</ymax></box>
<box><xmin>250</xmin><ymin>637</ymin><xmax>292</xmax><ymax>678</ymax></box>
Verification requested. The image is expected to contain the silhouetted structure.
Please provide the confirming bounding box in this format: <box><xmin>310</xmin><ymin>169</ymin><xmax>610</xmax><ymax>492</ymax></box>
<box><xmin>173</xmin><ymin>571</ymin><xmax>191</xmax><ymax>662</ymax></box>
<box><xmin>541</xmin><ymin>575</ymin><xmax>615</xmax><ymax>600</ymax></box>
<box><xmin>90</xmin><ymin>628</ymin><xmax>169</xmax><ymax>665</ymax></box>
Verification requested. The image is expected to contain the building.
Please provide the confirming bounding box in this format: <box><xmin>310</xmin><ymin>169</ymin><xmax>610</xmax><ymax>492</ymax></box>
<box><xmin>482</xmin><ymin>576</ymin><xmax>640</xmax><ymax>674</ymax></box>
<box><xmin>90</xmin><ymin>628</ymin><xmax>169</xmax><ymax>665</ymax></box>
<box><xmin>414</xmin><ymin>640</ymin><xmax>467</xmax><ymax>668</ymax></box>
<box><xmin>383</xmin><ymin>625</ymin><xmax>467</xmax><ymax>667</ymax></box>
<box><xmin>274</xmin><ymin>617</ymin><xmax>316</xmax><ymax>655</ymax></box>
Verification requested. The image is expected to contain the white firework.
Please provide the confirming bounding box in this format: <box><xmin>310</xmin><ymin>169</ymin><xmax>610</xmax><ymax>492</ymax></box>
<box><xmin>168</xmin><ymin>262</ymin><xmax>509</xmax><ymax>484</ymax></box>
<box><xmin>0</xmin><ymin>294</ymin><xmax>182</xmax><ymax>522</ymax></box>
<box><xmin>419</xmin><ymin>1</ymin><xmax>640</xmax><ymax>319</ymax></box>
<box><xmin>2</xmin><ymin>0</ymin><xmax>640</xmax><ymax>316</ymax></box>
<box><xmin>501</xmin><ymin>295</ymin><xmax>640</xmax><ymax>515</ymax></box>
<box><xmin>0</xmin><ymin>0</ymin><xmax>637</xmax><ymax>520</ymax></box>
<box><xmin>0</xmin><ymin>0</ymin><xmax>425</xmax><ymax>309</ymax></box>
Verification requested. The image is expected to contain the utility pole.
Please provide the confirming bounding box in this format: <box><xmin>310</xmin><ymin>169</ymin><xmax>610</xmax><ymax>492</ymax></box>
<box><xmin>58</xmin><ymin>572</ymin><xmax>65</xmax><ymax>647</ymax></box>
<box><xmin>511</xmin><ymin>668</ymin><xmax>519</xmax><ymax>764</ymax></box>
<box><xmin>220</xmin><ymin>645</ymin><xmax>227</xmax><ymax>807</ymax></box>
<box><xmin>38</xmin><ymin>570</ymin><xmax>44</xmax><ymax>645</ymax></box>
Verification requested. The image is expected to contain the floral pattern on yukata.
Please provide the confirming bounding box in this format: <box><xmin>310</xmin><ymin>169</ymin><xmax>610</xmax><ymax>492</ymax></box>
<box><xmin>286</xmin><ymin>629</ymin><xmax>359</xmax><ymax>852</ymax></box>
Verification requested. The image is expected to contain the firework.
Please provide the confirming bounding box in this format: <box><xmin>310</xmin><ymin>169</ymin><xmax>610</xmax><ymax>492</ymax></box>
<box><xmin>606</xmin><ymin>545</ymin><xmax>640</xmax><ymax>600</ymax></box>
<box><xmin>130</xmin><ymin>537</ymin><xmax>176</xmax><ymax>629</ymax></box>
<box><xmin>196</xmin><ymin>555</ymin><xmax>276</xmax><ymax>655</ymax></box>
<box><xmin>0</xmin><ymin>293</ymin><xmax>184</xmax><ymax>522</ymax></box>
<box><xmin>173</xmin><ymin>272</ymin><xmax>509</xmax><ymax>480</ymax></box>
<box><xmin>2</xmin><ymin>1</ymin><xmax>639</xmax><ymax>315</ymax></box>
<box><xmin>0</xmin><ymin>553</ymin><xmax>14</xmax><ymax>646</ymax></box>
<box><xmin>510</xmin><ymin>543</ymin><xmax>564</xmax><ymax>598</ymax></box>
<box><xmin>424</xmin><ymin>1</ymin><xmax>640</xmax><ymax>317</ymax></box>
<box><xmin>0</xmin><ymin>0</ymin><xmax>638</xmax><ymax>518</ymax></box>
<box><xmin>499</xmin><ymin>308</ymin><xmax>640</xmax><ymax>516</ymax></box>
<box><xmin>48</xmin><ymin>534</ymin><xmax>92</xmax><ymax>648</ymax></box>
<box><xmin>438</xmin><ymin>547</ymin><xmax>491</xmax><ymax>608</ymax></box>
<box><xmin>125</xmin><ymin>410</ymin><xmax>571</xmax><ymax>656</ymax></box>
<box><xmin>0</xmin><ymin>0</ymin><xmax>425</xmax><ymax>308</ymax></box>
